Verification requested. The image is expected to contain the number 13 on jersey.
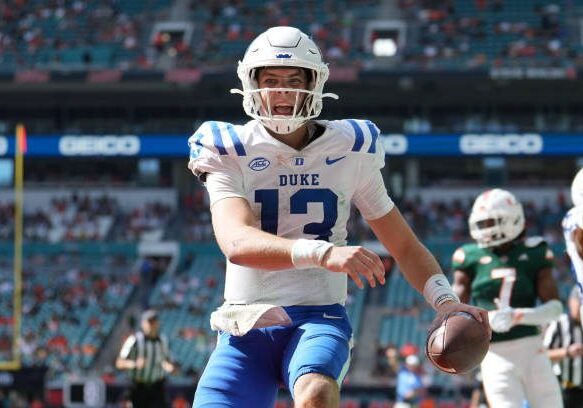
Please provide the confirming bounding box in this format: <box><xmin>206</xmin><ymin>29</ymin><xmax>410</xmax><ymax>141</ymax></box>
<box><xmin>255</xmin><ymin>188</ymin><xmax>338</xmax><ymax>241</ymax></box>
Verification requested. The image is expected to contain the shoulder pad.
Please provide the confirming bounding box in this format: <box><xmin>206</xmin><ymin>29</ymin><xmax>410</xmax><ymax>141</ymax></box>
<box><xmin>189</xmin><ymin>121</ymin><xmax>247</xmax><ymax>159</ymax></box>
<box><xmin>344</xmin><ymin>119</ymin><xmax>381</xmax><ymax>154</ymax></box>
<box><xmin>524</xmin><ymin>236</ymin><xmax>547</xmax><ymax>248</ymax></box>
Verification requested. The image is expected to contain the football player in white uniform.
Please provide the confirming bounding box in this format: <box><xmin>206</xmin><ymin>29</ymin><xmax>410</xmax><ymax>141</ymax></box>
<box><xmin>188</xmin><ymin>26</ymin><xmax>489</xmax><ymax>408</ymax></box>
<box><xmin>564</xmin><ymin>168</ymin><xmax>583</xmax><ymax>325</ymax></box>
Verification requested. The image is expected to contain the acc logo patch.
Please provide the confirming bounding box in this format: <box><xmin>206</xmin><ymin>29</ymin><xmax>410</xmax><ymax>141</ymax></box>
<box><xmin>249</xmin><ymin>157</ymin><xmax>270</xmax><ymax>171</ymax></box>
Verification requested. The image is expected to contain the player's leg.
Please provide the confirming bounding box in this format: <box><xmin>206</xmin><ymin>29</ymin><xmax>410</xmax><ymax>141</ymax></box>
<box><xmin>294</xmin><ymin>373</ymin><xmax>340</xmax><ymax>407</ymax></box>
<box><xmin>192</xmin><ymin>330</ymin><xmax>279</xmax><ymax>408</ymax></box>
<box><xmin>480</xmin><ymin>347</ymin><xmax>525</xmax><ymax>408</ymax></box>
<box><xmin>522</xmin><ymin>341</ymin><xmax>563</xmax><ymax>408</ymax></box>
<box><xmin>281</xmin><ymin>304</ymin><xmax>352</xmax><ymax>408</ymax></box>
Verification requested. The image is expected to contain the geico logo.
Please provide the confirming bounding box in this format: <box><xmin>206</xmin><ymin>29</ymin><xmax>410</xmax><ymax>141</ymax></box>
<box><xmin>381</xmin><ymin>134</ymin><xmax>408</xmax><ymax>154</ymax></box>
<box><xmin>460</xmin><ymin>134</ymin><xmax>543</xmax><ymax>154</ymax></box>
<box><xmin>0</xmin><ymin>136</ymin><xmax>7</xmax><ymax>155</ymax></box>
<box><xmin>59</xmin><ymin>136</ymin><xmax>140</xmax><ymax>156</ymax></box>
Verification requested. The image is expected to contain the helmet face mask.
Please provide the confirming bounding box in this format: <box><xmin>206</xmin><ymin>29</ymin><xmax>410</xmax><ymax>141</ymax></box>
<box><xmin>469</xmin><ymin>189</ymin><xmax>525</xmax><ymax>248</ymax></box>
<box><xmin>231</xmin><ymin>26</ymin><xmax>338</xmax><ymax>134</ymax></box>
<box><xmin>572</xmin><ymin>168</ymin><xmax>583</xmax><ymax>207</ymax></box>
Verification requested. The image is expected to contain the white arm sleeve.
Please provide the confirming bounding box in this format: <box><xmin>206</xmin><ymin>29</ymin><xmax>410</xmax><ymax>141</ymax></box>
<box><xmin>352</xmin><ymin>169</ymin><xmax>394</xmax><ymax>220</ymax></box>
<box><xmin>516</xmin><ymin>299</ymin><xmax>563</xmax><ymax>326</ymax></box>
<box><xmin>119</xmin><ymin>335</ymin><xmax>136</xmax><ymax>359</ymax></box>
<box><xmin>205</xmin><ymin>165</ymin><xmax>246</xmax><ymax>206</ymax></box>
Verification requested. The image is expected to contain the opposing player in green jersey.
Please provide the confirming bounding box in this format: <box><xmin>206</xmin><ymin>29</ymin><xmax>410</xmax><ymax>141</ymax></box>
<box><xmin>452</xmin><ymin>188</ymin><xmax>563</xmax><ymax>408</ymax></box>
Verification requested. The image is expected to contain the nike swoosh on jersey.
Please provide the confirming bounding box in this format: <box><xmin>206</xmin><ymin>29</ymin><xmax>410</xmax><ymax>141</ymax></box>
<box><xmin>325</xmin><ymin>156</ymin><xmax>346</xmax><ymax>165</ymax></box>
<box><xmin>322</xmin><ymin>313</ymin><xmax>344</xmax><ymax>319</ymax></box>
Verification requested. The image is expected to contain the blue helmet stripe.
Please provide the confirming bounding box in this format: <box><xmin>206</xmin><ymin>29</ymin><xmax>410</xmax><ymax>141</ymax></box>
<box><xmin>226</xmin><ymin>124</ymin><xmax>247</xmax><ymax>156</ymax></box>
<box><xmin>347</xmin><ymin>119</ymin><xmax>364</xmax><ymax>152</ymax></box>
<box><xmin>366</xmin><ymin>120</ymin><xmax>378</xmax><ymax>153</ymax></box>
<box><xmin>210</xmin><ymin>121</ymin><xmax>228</xmax><ymax>155</ymax></box>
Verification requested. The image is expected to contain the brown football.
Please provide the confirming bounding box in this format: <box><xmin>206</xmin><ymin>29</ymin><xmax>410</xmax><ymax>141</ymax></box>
<box><xmin>425</xmin><ymin>311</ymin><xmax>490</xmax><ymax>374</ymax></box>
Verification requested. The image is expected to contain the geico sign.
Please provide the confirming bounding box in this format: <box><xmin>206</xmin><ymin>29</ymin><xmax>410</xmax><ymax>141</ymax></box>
<box><xmin>381</xmin><ymin>134</ymin><xmax>408</xmax><ymax>155</ymax></box>
<box><xmin>59</xmin><ymin>135</ymin><xmax>140</xmax><ymax>156</ymax></box>
<box><xmin>460</xmin><ymin>134</ymin><xmax>543</xmax><ymax>154</ymax></box>
<box><xmin>0</xmin><ymin>136</ymin><xmax>7</xmax><ymax>155</ymax></box>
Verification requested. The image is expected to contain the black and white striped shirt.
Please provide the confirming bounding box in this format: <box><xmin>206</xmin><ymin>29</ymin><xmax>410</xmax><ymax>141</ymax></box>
<box><xmin>119</xmin><ymin>331</ymin><xmax>171</xmax><ymax>384</ymax></box>
<box><xmin>544</xmin><ymin>313</ymin><xmax>583</xmax><ymax>388</ymax></box>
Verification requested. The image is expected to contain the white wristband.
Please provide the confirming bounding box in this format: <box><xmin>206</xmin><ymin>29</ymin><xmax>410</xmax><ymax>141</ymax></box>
<box><xmin>291</xmin><ymin>239</ymin><xmax>334</xmax><ymax>269</ymax></box>
<box><xmin>423</xmin><ymin>274</ymin><xmax>460</xmax><ymax>310</ymax></box>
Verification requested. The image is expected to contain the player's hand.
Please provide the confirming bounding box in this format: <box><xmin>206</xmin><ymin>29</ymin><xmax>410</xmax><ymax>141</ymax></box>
<box><xmin>162</xmin><ymin>360</ymin><xmax>176</xmax><ymax>374</ymax></box>
<box><xmin>321</xmin><ymin>246</ymin><xmax>386</xmax><ymax>289</ymax></box>
<box><xmin>567</xmin><ymin>343</ymin><xmax>583</xmax><ymax>357</ymax></box>
<box><xmin>488</xmin><ymin>308</ymin><xmax>514</xmax><ymax>332</ymax></box>
<box><xmin>135</xmin><ymin>357</ymin><xmax>145</xmax><ymax>369</ymax></box>
<box><xmin>489</xmin><ymin>299</ymin><xmax>523</xmax><ymax>333</ymax></box>
<box><xmin>433</xmin><ymin>301</ymin><xmax>491</xmax><ymax>339</ymax></box>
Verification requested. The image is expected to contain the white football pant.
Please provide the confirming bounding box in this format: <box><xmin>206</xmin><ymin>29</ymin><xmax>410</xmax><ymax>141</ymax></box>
<box><xmin>480</xmin><ymin>334</ymin><xmax>563</xmax><ymax>408</ymax></box>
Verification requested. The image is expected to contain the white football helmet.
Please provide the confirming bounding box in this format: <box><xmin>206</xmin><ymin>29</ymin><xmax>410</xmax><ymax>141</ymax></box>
<box><xmin>469</xmin><ymin>189</ymin><xmax>525</xmax><ymax>248</ymax></box>
<box><xmin>571</xmin><ymin>168</ymin><xmax>583</xmax><ymax>207</ymax></box>
<box><xmin>230</xmin><ymin>26</ymin><xmax>338</xmax><ymax>134</ymax></box>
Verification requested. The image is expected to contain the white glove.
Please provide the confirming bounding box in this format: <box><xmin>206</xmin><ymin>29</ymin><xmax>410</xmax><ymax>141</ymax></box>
<box><xmin>488</xmin><ymin>307</ymin><xmax>515</xmax><ymax>333</ymax></box>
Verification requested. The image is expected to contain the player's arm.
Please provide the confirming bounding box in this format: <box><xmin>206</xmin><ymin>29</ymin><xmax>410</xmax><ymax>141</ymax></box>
<box><xmin>210</xmin><ymin>186</ymin><xmax>385</xmax><ymax>288</ymax></box>
<box><xmin>367</xmin><ymin>208</ymin><xmax>489</xmax><ymax>328</ymax></box>
<box><xmin>547</xmin><ymin>343</ymin><xmax>583</xmax><ymax>362</ymax></box>
<box><xmin>453</xmin><ymin>269</ymin><xmax>472</xmax><ymax>304</ymax></box>
<box><xmin>544</xmin><ymin>319</ymin><xmax>583</xmax><ymax>361</ymax></box>
<box><xmin>511</xmin><ymin>266</ymin><xmax>562</xmax><ymax>326</ymax></box>
<box><xmin>491</xmin><ymin>265</ymin><xmax>562</xmax><ymax>333</ymax></box>
<box><xmin>210</xmin><ymin>195</ymin><xmax>295</xmax><ymax>270</ymax></box>
<box><xmin>115</xmin><ymin>336</ymin><xmax>141</xmax><ymax>370</ymax></box>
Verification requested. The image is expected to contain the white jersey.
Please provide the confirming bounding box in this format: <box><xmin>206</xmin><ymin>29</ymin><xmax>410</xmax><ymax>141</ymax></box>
<box><xmin>563</xmin><ymin>205</ymin><xmax>583</xmax><ymax>287</ymax></box>
<box><xmin>188</xmin><ymin>119</ymin><xmax>394</xmax><ymax>306</ymax></box>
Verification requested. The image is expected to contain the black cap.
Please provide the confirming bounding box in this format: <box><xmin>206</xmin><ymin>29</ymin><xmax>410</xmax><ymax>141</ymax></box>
<box><xmin>141</xmin><ymin>309</ymin><xmax>159</xmax><ymax>322</ymax></box>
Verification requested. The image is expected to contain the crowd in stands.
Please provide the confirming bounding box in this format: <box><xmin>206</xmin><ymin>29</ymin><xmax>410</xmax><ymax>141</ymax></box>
<box><xmin>0</xmin><ymin>0</ymin><xmax>378</xmax><ymax>72</ymax></box>
<box><xmin>0</xmin><ymin>252</ymin><xmax>136</xmax><ymax>381</ymax></box>
<box><xmin>0</xmin><ymin>0</ymin><xmax>169</xmax><ymax>71</ymax></box>
<box><xmin>3</xmin><ymin>0</ymin><xmax>579</xmax><ymax>73</ymax></box>
<box><xmin>398</xmin><ymin>0</ymin><xmax>572</xmax><ymax>69</ymax></box>
<box><xmin>172</xmin><ymin>0</ymin><xmax>374</xmax><ymax>69</ymax></box>
<box><xmin>0</xmin><ymin>193</ymin><xmax>172</xmax><ymax>243</ymax></box>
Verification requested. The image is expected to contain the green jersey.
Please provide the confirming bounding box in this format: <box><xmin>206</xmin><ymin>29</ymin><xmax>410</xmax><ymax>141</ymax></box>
<box><xmin>451</xmin><ymin>237</ymin><xmax>554</xmax><ymax>343</ymax></box>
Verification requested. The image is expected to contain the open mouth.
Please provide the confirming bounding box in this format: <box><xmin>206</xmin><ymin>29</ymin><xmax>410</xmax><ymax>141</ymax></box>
<box><xmin>273</xmin><ymin>105</ymin><xmax>295</xmax><ymax>115</ymax></box>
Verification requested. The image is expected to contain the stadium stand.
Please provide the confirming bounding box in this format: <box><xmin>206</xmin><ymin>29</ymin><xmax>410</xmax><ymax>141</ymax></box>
<box><xmin>1</xmin><ymin>0</ymin><xmax>578</xmax><ymax>73</ymax></box>
<box><xmin>0</xmin><ymin>0</ymin><xmax>171</xmax><ymax>72</ymax></box>
<box><xmin>0</xmin><ymin>248</ymin><xmax>137</xmax><ymax>379</ymax></box>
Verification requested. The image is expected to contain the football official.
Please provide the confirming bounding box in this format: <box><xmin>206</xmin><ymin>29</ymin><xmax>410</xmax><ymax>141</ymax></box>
<box><xmin>545</xmin><ymin>286</ymin><xmax>583</xmax><ymax>408</ymax></box>
<box><xmin>116</xmin><ymin>309</ymin><xmax>176</xmax><ymax>408</ymax></box>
